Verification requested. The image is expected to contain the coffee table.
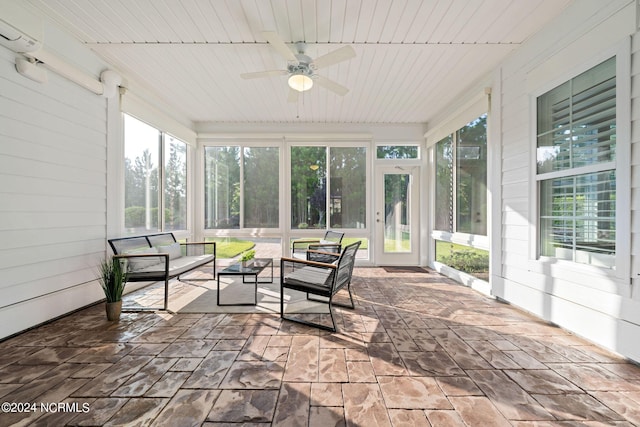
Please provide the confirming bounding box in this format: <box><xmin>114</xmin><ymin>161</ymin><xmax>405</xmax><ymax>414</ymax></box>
<box><xmin>216</xmin><ymin>258</ymin><xmax>274</xmax><ymax>306</ymax></box>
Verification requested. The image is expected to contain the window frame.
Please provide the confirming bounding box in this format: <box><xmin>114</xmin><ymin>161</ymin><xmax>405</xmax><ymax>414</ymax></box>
<box><xmin>202</xmin><ymin>139</ymin><xmax>284</xmax><ymax>234</ymax></box>
<box><xmin>162</xmin><ymin>133</ymin><xmax>188</xmax><ymax>232</ymax></box>
<box><xmin>529</xmin><ymin>41</ymin><xmax>631</xmax><ymax>282</ymax></box>
<box><xmin>287</xmin><ymin>140</ymin><xmax>370</xmax><ymax>233</ymax></box>
<box><xmin>431</xmin><ymin>114</ymin><xmax>489</xmax><ymax>249</ymax></box>
<box><xmin>122</xmin><ymin>113</ymin><xmax>190</xmax><ymax>236</ymax></box>
<box><xmin>199</xmin><ymin>137</ymin><xmax>371</xmax><ymax>260</ymax></box>
<box><xmin>375</xmin><ymin>144</ymin><xmax>421</xmax><ymax>160</ymax></box>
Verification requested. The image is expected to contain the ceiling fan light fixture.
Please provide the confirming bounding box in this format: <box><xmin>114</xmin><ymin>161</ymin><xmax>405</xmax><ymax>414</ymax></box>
<box><xmin>288</xmin><ymin>72</ymin><xmax>313</xmax><ymax>92</ymax></box>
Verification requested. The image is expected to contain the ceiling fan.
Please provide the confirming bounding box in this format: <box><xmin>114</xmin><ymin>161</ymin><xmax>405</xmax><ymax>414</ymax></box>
<box><xmin>241</xmin><ymin>31</ymin><xmax>356</xmax><ymax>102</ymax></box>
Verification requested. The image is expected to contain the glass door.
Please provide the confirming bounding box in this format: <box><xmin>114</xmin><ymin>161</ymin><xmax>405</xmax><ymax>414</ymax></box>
<box><xmin>375</xmin><ymin>167</ymin><xmax>419</xmax><ymax>265</ymax></box>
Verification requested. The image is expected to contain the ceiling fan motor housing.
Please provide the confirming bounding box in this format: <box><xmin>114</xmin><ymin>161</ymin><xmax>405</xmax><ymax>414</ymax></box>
<box><xmin>288</xmin><ymin>53</ymin><xmax>316</xmax><ymax>78</ymax></box>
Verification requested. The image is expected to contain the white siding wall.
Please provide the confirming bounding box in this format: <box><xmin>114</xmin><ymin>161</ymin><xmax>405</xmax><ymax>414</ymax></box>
<box><xmin>632</xmin><ymin>36</ymin><xmax>640</xmax><ymax>286</ymax></box>
<box><xmin>494</xmin><ymin>0</ymin><xmax>640</xmax><ymax>362</ymax></box>
<box><xmin>0</xmin><ymin>46</ymin><xmax>108</xmax><ymax>338</ymax></box>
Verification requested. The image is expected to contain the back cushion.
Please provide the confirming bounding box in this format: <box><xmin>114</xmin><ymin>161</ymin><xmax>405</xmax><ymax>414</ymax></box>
<box><xmin>156</xmin><ymin>242</ymin><xmax>182</xmax><ymax>260</ymax></box>
<box><xmin>125</xmin><ymin>247</ymin><xmax>161</xmax><ymax>272</ymax></box>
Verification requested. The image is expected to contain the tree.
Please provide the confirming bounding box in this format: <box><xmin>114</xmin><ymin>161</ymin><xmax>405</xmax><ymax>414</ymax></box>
<box><xmin>165</xmin><ymin>141</ymin><xmax>187</xmax><ymax>230</ymax></box>
<box><xmin>244</xmin><ymin>147</ymin><xmax>279</xmax><ymax>228</ymax></box>
<box><xmin>291</xmin><ymin>146</ymin><xmax>326</xmax><ymax>228</ymax></box>
<box><xmin>124</xmin><ymin>149</ymin><xmax>158</xmax><ymax>229</ymax></box>
<box><xmin>204</xmin><ymin>147</ymin><xmax>240</xmax><ymax>228</ymax></box>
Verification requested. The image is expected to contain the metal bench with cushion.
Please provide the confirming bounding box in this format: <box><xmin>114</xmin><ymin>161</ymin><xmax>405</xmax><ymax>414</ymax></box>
<box><xmin>280</xmin><ymin>240</ymin><xmax>360</xmax><ymax>332</ymax></box>
<box><xmin>108</xmin><ymin>233</ymin><xmax>215</xmax><ymax>311</ymax></box>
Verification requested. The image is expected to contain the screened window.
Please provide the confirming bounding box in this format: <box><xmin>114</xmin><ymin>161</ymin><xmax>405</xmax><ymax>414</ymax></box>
<box><xmin>433</xmin><ymin>114</ymin><xmax>487</xmax><ymax>235</ymax></box>
<box><xmin>330</xmin><ymin>147</ymin><xmax>367</xmax><ymax>228</ymax></box>
<box><xmin>244</xmin><ymin>147</ymin><xmax>279</xmax><ymax>228</ymax></box>
<box><xmin>204</xmin><ymin>145</ymin><xmax>280</xmax><ymax>229</ymax></box>
<box><xmin>164</xmin><ymin>136</ymin><xmax>187</xmax><ymax>231</ymax></box>
<box><xmin>434</xmin><ymin>135</ymin><xmax>453</xmax><ymax>231</ymax></box>
<box><xmin>376</xmin><ymin>145</ymin><xmax>419</xmax><ymax>159</ymax></box>
<box><xmin>204</xmin><ymin>147</ymin><xmax>240</xmax><ymax>229</ymax></box>
<box><xmin>291</xmin><ymin>146</ymin><xmax>366</xmax><ymax>229</ymax></box>
<box><xmin>536</xmin><ymin>57</ymin><xmax>616</xmax><ymax>268</ymax></box>
<box><xmin>124</xmin><ymin>114</ymin><xmax>188</xmax><ymax>234</ymax></box>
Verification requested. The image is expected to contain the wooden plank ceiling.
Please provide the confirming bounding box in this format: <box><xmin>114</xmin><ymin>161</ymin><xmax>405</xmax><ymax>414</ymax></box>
<box><xmin>27</xmin><ymin>0</ymin><xmax>572</xmax><ymax>125</ymax></box>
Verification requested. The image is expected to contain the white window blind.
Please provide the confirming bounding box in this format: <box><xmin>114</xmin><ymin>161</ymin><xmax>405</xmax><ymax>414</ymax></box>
<box><xmin>536</xmin><ymin>57</ymin><xmax>616</xmax><ymax>268</ymax></box>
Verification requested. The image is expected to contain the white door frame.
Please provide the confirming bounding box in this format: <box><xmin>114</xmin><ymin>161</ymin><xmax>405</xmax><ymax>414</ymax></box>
<box><xmin>374</xmin><ymin>166</ymin><xmax>420</xmax><ymax>265</ymax></box>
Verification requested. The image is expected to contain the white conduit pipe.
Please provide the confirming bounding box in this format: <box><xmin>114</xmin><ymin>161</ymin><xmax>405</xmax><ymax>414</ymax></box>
<box><xmin>25</xmin><ymin>49</ymin><xmax>121</xmax><ymax>97</ymax></box>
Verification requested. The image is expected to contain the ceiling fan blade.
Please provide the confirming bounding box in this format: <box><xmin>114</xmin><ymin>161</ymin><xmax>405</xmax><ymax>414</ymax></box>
<box><xmin>240</xmin><ymin>69</ymin><xmax>287</xmax><ymax>79</ymax></box>
<box><xmin>287</xmin><ymin>88</ymin><xmax>299</xmax><ymax>103</ymax></box>
<box><xmin>315</xmin><ymin>76</ymin><xmax>350</xmax><ymax>96</ymax></box>
<box><xmin>262</xmin><ymin>31</ymin><xmax>298</xmax><ymax>63</ymax></box>
<box><xmin>312</xmin><ymin>45</ymin><xmax>356</xmax><ymax>69</ymax></box>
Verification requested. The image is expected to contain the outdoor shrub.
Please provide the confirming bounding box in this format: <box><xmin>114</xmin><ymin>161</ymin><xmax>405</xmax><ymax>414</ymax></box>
<box><xmin>124</xmin><ymin>206</ymin><xmax>172</xmax><ymax>228</ymax></box>
<box><xmin>442</xmin><ymin>249</ymin><xmax>488</xmax><ymax>273</ymax></box>
<box><xmin>125</xmin><ymin>206</ymin><xmax>146</xmax><ymax>228</ymax></box>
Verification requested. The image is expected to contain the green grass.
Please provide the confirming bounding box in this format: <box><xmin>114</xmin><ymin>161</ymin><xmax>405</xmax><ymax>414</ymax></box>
<box><xmin>342</xmin><ymin>237</ymin><xmax>368</xmax><ymax>249</ymax></box>
<box><xmin>205</xmin><ymin>237</ymin><xmax>255</xmax><ymax>258</ymax></box>
<box><xmin>204</xmin><ymin>236</ymin><xmax>369</xmax><ymax>258</ymax></box>
<box><xmin>435</xmin><ymin>240</ymin><xmax>488</xmax><ymax>259</ymax></box>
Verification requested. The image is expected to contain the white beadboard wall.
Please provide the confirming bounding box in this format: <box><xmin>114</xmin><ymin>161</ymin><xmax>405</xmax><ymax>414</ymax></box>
<box><xmin>0</xmin><ymin>46</ymin><xmax>108</xmax><ymax>338</ymax></box>
<box><xmin>493</xmin><ymin>0</ymin><xmax>640</xmax><ymax>362</ymax></box>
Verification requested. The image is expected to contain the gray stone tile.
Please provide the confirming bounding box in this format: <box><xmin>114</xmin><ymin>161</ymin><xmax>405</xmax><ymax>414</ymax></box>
<box><xmin>319</xmin><ymin>348</ymin><xmax>348</xmax><ymax>382</ymax></box>
<box><xmin>283</xmin><ymin>335</ymin><xmax>319</xmax><ymax>382</ymax></box>
<box><xmin>155</xmin><ymin>389</ymin><xmax>220</xmax><ymax>426</ymax></box>
<box><xmin>272</xmin><ymin>382</ymin><xmax>311</xmax><ymax>426</ymax></box>
<box><xmin>425</xmin><ymin>410</ymin><xmax>468</xmax><ymax>427</ymax></box>
<box><xmin>68</xmin><ymin>397</ymin><xmax>129</xmax><ymax>426</ymax></box>
<box><xmin>309</xmin><ymin>406</ymin><xmax>345</xmax><ymax>427</ymax></box>
<box><xmin>159</xmin><ymin>339</ymin><xmax>215</xmax><ymax>358</ymax></box>
<box><xmin>449</xmin><ymin>396</ymin><xmax>512</xmax><ymax>427</ymax></box>
<box><xmin>181</xmin><ymin>350</ymin><xmax>237</xmax><ymax>389</ymax></box>
<box><xmin>387</xmin><ymin>409</ymin><xmax>430</xmax><ymax>426</ymax></box>
<box><xmin>549</xmin><ymin>363</ymin><xmax>640</xmax><ymax>391</ymax></box>
<box><xmin>504</xmin><ymin>369</ymin><xmax>583</xmax><ymax>394</ymax></box>
<box><xmin>207</xmin><ymin>389</ymin><xmax>278</xmax><ymax>423</ymax></box>
<box><xmin>310</xmin><ymin>382</ymin><xmax>343</xmax><ymax>407</ymax></box>
<box><xmin>532</xmin><ymin>393</ymin><xmax>624</xmax><ymax>422</ymax></box>
<box><xmin>145</xmin><ymin>371</ymin><xmax>190</xmax><ymax>397</ymax></box>
<box><xmin>342</xmin><ymin>383</ymin><xmax>392</xmax><ymax>427</ymax></box>
<box><xmin>378</xmin><ymin>376</ymin><xmax>452</xmax><ymax>409</ymax></box>
<box><xmin>467</xmin><ymin>369</ymin><xmax>555</xmax><ymax>421</ymax></box>
<box><xmin>219</xmin><ymin>361</ymin><xmax>284</xmax><ymax>389</ymax></box>
<box><xmin>72</xmin><ymin>356</ymin><xmax>153</xmax><ymax>397</ymax></box>
<box><xmin>399</xmin><ymin>350</ymin><xmax>464</xmax><ymax>376</ymax></box>
<box><xmin>111</xmin><ymin>357</ymin><xmax>178</xmax><ymax>397</ymax></box>
<box><xmin>103</xmin><ymin>397</ymin><xmax>169</xmax><ymax>426</ymax></box>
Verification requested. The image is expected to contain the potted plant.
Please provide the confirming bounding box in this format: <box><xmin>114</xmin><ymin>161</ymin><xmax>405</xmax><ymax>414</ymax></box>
<box><xmin>98</xmin><ymin>257</ymin><xmax>127</xmax><ymax>321</ymax></box>
<box><xmin>239</xmin><ymin>249</ymin><xmax>255</xmax><ymax>268</ymax></box>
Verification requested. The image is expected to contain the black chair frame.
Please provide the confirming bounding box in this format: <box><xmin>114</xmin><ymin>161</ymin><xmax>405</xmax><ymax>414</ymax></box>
<box><xmin>280</xmin><ymin>241</ymin><xmax>361</xmax><ymax>332</ymax></box>
<box><xmin>291</xmin><ymin>230</ymin><xmax>345</xmax><ymax>260</ymax></box>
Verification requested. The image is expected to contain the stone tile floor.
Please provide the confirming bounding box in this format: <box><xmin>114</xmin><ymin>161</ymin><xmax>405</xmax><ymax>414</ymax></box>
<box><xmin>1</xmin><ymin>267</ymin><xmax>640</xmax><ymax>426</ymax></box>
